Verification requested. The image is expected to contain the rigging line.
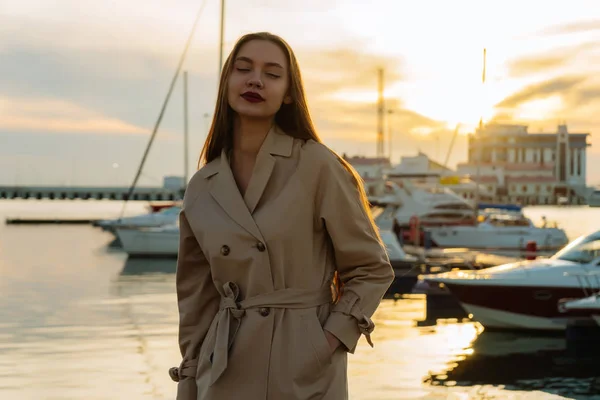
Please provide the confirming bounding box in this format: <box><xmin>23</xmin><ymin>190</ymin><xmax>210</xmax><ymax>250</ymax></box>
<box><xmin>119</xmin><ymin>0</ymin><xmax>208</xmax><ymax>219</ymax></box>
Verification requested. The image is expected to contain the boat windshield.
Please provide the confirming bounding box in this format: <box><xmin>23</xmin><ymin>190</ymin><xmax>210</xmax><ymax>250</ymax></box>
<box><xmin>552</xmin><ymin>234</ymin><xmax>600</xmax><ymax>264</ymax></box>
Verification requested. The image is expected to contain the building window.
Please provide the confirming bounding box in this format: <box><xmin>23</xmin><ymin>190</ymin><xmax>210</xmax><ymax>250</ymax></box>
<box><xmin>578</xmin><ymin>150</ymin><xmax>582</xmax><ymax>176</ymax></box>
<box><xmin>547</xmin><ymin>185</ymin><xmax>552</xmax><ymax>192</ymax></box>
<box><xmin>570</xmin><ymin>149</ymin><xmax>574</xmax><ymax>175</ymax></box>
<box><xmin>522</xmin><ymin>185</ymin><xmax>527</xmax><ymax>193</ymax></box>
<box><xmin>535</xmin><ymin>185</ymin><xmax>540</xmax><ymax>193</ymax></box>
<box><xmin>511</xmin><ymin>185</ymin><xmax>516</xmax><ymax>192</ymax></box>
<box><xmin>559</xmin><ymin>143</ymin><xmax>566</xmax><ymax>181</ymax></box>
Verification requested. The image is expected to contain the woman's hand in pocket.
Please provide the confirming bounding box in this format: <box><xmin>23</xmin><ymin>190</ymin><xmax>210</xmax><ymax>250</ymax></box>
<box><xmin>324</xmin><ymin>329</ymin><xmax>341</xmax><ymax>355</ymax></box>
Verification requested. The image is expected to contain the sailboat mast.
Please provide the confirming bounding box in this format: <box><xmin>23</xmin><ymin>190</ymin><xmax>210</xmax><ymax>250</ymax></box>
<box><xmin>117</xmin><ymin>3</ymin><xmax>206</xmax><ymax>218</ymax></box>
<box><xmin>218</xmin><ymin>0</ymin><xmax>226</xmax><ymax>75</ymax></box>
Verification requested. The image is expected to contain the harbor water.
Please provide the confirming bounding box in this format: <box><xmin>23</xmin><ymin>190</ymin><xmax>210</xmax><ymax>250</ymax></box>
<box><xmin>2</xmin><ymin>200</ymin><xmax>600</xmax><ymax>400</ymax></box>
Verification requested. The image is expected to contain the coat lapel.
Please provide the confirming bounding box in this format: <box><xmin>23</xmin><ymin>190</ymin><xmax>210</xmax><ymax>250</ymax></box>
<box><xmin>244</xmin><ymin>125</ymin><xmax>294</xmax><ymax>214</ymax></box>
<box><xmin>202</xmin><ymin>125</ymin><xmax>294</xmax><ymax>240</ymax></box>
<box><xmin>243</xmin><ymin>150</ymin><xmax>275</xmax><ymax>214</ymax></box>
<box><xmin>206</xmin><ymin>151</ymin><xmax>264</xmax><ymax>241</ymax></box>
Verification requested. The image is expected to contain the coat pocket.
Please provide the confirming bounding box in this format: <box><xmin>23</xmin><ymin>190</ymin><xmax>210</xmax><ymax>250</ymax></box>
<box><xmin>301</xmin><ymin>313</ymin><xmax>333</xmax><ymax>370</ymax></box>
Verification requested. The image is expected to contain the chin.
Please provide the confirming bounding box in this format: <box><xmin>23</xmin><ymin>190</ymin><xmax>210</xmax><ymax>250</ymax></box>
<box><xmin>231</xmin><ymin>104</ymin><xmax>277</xmax><ymax>119</ymax></box>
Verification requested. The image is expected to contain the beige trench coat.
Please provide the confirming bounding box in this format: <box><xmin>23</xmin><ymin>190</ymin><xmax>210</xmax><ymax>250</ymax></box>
<box><xmin>170</xmin><ymin>125</ymin><xmax>394</xmax><ymax>399</ymax></box>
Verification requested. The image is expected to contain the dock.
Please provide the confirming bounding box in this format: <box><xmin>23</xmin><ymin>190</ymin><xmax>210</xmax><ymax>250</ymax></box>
<box><xmin>0</xmin><ymin>185</ymin><xmax>183</xmax><ymax>201</ymax></box>
<box><xmin>5</xmin><ymin>218</ymin><xmax>99</xmax><ymax>225</ymax></box>
<box><xmin>402</xmin><ymin>245</ymin><xmax>534</xmax><ymax>268</ymax></box>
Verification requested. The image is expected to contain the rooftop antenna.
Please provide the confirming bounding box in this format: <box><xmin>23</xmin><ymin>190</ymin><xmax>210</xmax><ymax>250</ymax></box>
<box><xmin>474</xmin><ymin>48</ymin><xmax>486</xmax><ymax>213</ymax></box>
<box><xmin>478</xmin><ymin>48</ymin><xmax>486</xmax><ymax>129</ymax></box>
<box><xmin>377</xmin><ymin>68</ymin><xmax>385</xmax><ymax>158</ymax></box>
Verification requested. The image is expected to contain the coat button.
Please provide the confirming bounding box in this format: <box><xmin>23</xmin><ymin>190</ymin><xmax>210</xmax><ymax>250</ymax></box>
<box><xmin>259</xmin><ymin>307</ymin><xmax>270</xmax><ymax>317</ymax></box>
<box><xmin>256</xmin><ymin>242</ymin><xmax>266</xmax><ymax>252</ymax></box>
<box><xmin>221</xmin><ymin>245</ymin><xmax>230</xmax><ymax>256</ymax></box>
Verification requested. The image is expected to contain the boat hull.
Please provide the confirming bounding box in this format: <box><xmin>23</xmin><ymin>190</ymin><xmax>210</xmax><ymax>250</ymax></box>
<box><xmin>428</xmin><ymin>226</ymin><xmax>568</xmax><ymax>254</ymax></box>
<box><xmin>442</xmin><ymin>282</ymin><xmax>594</xmax><ymax>331</ymax></box>
<box><xmin>116</xmin><ymin>228</ymin><xmax>179</xmax><ymax>257</ymax></box>
<box><xmin>386</xmin><ymin>260</ymin><xmax>421</xmax><ymax>297</ymax></box>
<box><xmin>461</xmin><ymin>304</ymin><xmax>569</xmax><ymax>331</ymax></box>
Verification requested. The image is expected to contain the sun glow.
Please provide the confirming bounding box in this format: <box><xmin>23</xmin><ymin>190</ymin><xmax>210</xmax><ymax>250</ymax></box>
<box><xmin>327</xmin><ymin>90</ymin><xmax>379</xmax><ymax>104</ymax></box>
<box><xmin>411</xmin><ymin>126</ymin><xmax>434</xmax><ymax>136</ymax></box>
<box><xmin>512</xmin><ymin>95</ymin><xmax>564</xmax><ymax>121</ymax></box>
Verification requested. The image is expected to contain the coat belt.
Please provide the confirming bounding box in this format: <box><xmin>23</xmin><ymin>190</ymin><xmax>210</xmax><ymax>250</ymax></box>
<box><xmin>207</xmin><ymin>281</ymin><xmax>333</xmax><ymax>385</ymax></box>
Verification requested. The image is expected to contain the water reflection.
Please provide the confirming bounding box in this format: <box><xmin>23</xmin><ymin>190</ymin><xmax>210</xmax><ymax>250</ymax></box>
<box><xmin>120</xmin><ymin>257</ymin><xmax>176</xmax><ymax>276</ymax></box>
<box><xmin>416</xmin><ymin>293</ymin><xmax>469</xmax><ymax>327</ymax></box>
<box><xmin>4</xmin><ymin>201</ymin><xmax>600</xmax><ymax>399</ymax></box>
<box><xmin>426</xmin><ymin>331</ymin><xmax>600</xmax><ymax>398</ymax></box>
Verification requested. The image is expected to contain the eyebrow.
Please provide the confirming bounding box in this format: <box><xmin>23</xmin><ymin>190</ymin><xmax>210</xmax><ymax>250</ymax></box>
<box><xmin>235</xmin><ymin>56</ymin><xmax>284</xmax><ymax>69</ymax></box>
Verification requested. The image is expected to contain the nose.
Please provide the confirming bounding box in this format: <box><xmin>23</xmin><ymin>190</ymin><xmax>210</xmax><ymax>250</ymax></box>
<box><xmin>246</xmin><ymin>72</ymin><xmax>264</xmax><ymax>89</ymax></box>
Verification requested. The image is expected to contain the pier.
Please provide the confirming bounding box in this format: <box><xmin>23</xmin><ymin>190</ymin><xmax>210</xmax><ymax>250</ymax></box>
<box><xmin>0</xmin><ymin>185</ymin><xmax>183</xmax><ymax>201</ymax></box>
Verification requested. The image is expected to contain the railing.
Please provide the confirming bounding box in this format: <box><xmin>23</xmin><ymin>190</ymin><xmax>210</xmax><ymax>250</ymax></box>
<box><xmin>564</xmin><ymin>270</ymin><xmax>600</xmax><ymax>297</ymax></box>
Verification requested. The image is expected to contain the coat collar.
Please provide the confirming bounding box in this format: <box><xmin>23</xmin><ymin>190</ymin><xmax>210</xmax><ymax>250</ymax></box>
<box><xmin>199</xmin><ymin>125</ymin><xmax>293</xmax><ymax>179</ymax></box>
<box><xmin>199</xmin><ymin>125</ymin><xmax>293</xmax><ymax>241</ymax></box>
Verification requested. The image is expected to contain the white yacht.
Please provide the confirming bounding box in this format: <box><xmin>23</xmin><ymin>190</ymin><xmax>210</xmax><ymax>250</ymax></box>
<box><xmin>384</xmin><ymin>152</ymin><xmax>495</xmax><ymax>203</ymax></box>
<box><xmin>383</xmin><ymin>180</ymin><xmax>477</xmax><ymax>226</ymax></box>
<box><xmin>115</xmin><ymin>224</ymin><xmax>180</xmax><ymax>257</ymax></box>
<box><xmin>94</xmin><ymin>206</ymin><xmax>181</xmax><ymax>233</ymax></box>
<box><xmin>116</xmin><ymin>204</ymin><xmax>420</xmax><ymax>283</ymax></box>
<box><xmin>422</xmin><ymin>230</ymin><xmax>600</xmax><ymax>331</ymax></box>
<box><xmin>381</xmin><ymin>180</ymin><xmax>569</xmax><ymax>256</ymax></box>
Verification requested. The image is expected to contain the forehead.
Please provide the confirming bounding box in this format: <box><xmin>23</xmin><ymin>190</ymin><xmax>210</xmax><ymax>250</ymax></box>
<box><xmin>236</xmin><ymin>40</ymin><xmax>288</xmax><ymax>68</ymax></box>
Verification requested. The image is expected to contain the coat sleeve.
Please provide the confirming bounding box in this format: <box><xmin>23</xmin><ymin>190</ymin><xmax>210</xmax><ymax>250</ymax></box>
<box><xmin>172</xmin><ymin>210</ymin><xmax>220</xmax><ymax>399</ymax></box>
<box><xmin>318</xmin><ymin>152</ymin><xmax>394</xmax><ymax>354</ymax></box>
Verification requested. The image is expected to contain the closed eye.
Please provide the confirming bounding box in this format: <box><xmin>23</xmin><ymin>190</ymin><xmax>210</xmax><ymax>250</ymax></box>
<box><xmin>266</xmin><ymin>73</ymin><xmax>281</xmax><ymax>78</ymax></box>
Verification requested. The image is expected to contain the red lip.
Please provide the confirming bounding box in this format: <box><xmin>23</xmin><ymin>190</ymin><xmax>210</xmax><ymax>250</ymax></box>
<box><xmin>241</xmin><ymin>91</ymin><xmax>265</xmax><ymax>103</ymax></box>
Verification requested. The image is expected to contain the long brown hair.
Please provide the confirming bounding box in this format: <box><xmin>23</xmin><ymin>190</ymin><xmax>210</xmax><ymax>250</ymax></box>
<box><xmin>199</xmin><ymin>32</ymin><xmax>381</xmax><ymax>241</ymax></box>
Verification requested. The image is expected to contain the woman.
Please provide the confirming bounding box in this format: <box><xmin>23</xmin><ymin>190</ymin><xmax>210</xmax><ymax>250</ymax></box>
<box><xmin>169</xmin><ymin>32</ymin><xmax>394</xmax><ymax>400</ymax></box>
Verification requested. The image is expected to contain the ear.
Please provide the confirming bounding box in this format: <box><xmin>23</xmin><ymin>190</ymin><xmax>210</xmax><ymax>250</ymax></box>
<box><xmin>283</xmin><ymin>95</ymin><xmax>293</xmax><ymax>105</ymax></box>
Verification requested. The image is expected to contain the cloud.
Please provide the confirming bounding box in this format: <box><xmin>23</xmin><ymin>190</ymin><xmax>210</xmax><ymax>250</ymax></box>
<box><xmin>0</xmin><ymin>42</ymin><xmax>222</xmax><ymax>144</ymax></box>
<box><xmin>508</xmin><ymin>54</ymin><xmax>568</xmax><ymax>77</ymax></box>
<box><xmin>299</xmin><ymin>47</ymin><xmax>404</xmax><ymax>98</ymax></box>
<box><xmin>307</xmin><ymin>94</ymin><xmax>461</xmax><ymax>166</ymax></box>
<box><xmin>507</xmin><ymin>42</ymin><xmax>599</xmax><ymax>77</ymax></box>
<box><xmin>311</xmin><ymin>97</ymin><xmax>443</xmax><ymax>139</ymax></box>
<box><xmin>489</xmin><ymin>78</ymin><xmax>600</xmax><ymax>152</ymax></box>
<box><xmin>0</xmin><ymin>41</ymin><xmax>405</xmax><ymax>142</ymax></box>
<box><xmin>0</xmin><ymin>96</ymin><xmax>149</xmax><ymax>135</ymax></box>
<box><xmin>541</xmin><ymin>20</ymin><xmax>600</xmax><ymax>36</ymax></box>
<box><xmin>567</xmin><ymin>86</ymin><xmax>600</xmax><ymax>108</ymax></box>
<box><xmin>495</xmin><ymin>76</ymin><xmax>586</xmax><ymax>109</ymax></box>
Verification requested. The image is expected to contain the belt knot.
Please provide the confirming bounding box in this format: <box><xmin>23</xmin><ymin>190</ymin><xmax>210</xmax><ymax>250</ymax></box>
<box><xmin>208</xmin><ymin>281</ymin><xmax>332</xmax><ymax>386</ymax></box>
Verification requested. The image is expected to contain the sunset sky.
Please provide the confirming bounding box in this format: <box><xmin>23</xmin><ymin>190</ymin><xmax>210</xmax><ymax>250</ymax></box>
<box><xmin>1</xmin><ymin>0</ymin><xmax>599</xmax><ymax>186</ymax></box>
